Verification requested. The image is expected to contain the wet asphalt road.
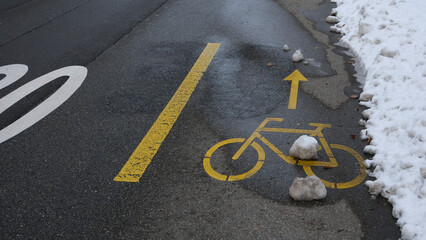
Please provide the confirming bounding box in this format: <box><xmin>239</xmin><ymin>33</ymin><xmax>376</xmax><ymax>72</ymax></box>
<box><xmin>0</xmin><ymin>0</ymin><xmax>400</xmax><ymax>239</ymax></box>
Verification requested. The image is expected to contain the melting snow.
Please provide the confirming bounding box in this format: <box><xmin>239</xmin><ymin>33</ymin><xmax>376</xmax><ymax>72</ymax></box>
<box><xmin>289</xmin><ymin>176</ymin><xmax>327</xmax><ymax>201</ymax></box>
<box><xmin>291</xmin><ymin>49</ymin><xmax>304</xmax><ymax>62</ymax></box>
<box><xmin>331</xmin><ymin>0</ymin><xmax>426</xmax><ymax>238</ymax></box>
<box><xmin>289</xmin><ymin>135</ymin><xmax>319</xmax><ymax>160</ymax></box>
<box><xmin>283</xmin><ymin>44</ymin><xmax>290</xmax><ymax>51</ymax></box>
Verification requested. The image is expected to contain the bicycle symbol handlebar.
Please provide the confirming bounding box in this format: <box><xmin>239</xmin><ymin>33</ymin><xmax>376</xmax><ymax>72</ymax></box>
<box><xmin>203</xmin><ymin>118</ymin><xmax>367</xmax><ymax>189</ymax></box>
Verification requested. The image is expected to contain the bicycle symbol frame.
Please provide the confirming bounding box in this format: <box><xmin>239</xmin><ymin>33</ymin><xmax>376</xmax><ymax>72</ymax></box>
<box><xmin>203</xmin><ymin>118</ymin><xmax>367</xmax><ymax>189</ymax></box>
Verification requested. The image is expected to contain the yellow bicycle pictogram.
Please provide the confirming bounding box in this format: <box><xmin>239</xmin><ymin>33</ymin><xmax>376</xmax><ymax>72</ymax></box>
<box><xmin>203</xmin><ymin>118</ymin><xmax>367</xmax><ymax>189</ymax></box>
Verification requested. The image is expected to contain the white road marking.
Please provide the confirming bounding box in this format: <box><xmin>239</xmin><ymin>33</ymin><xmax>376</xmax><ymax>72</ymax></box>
<box><xmin>0</xmin><ymin>64</ymin><xmax>29</xmax><ymax>90</ymax></box>
<box><xmin>0</xmin><ymin>65</ymin><xmax>88</xmax><ymax>144</ymax></box>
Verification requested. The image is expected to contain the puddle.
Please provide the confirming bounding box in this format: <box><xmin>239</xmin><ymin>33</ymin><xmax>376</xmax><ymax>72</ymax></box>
<box><xmin>274</xmin><ymin>0</ymin><xmax>354</xmax><ymax>109</ymax></box>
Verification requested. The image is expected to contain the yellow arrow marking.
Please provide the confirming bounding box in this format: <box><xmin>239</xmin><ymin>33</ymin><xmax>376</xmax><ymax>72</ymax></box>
<box><xmin>284</xmin><ymin>69</ymin><xmax>307</xmax><ymax>109</ymax></box>
<box><xmin>114</xmin><ymin>43</ymin><xmax>221</xmax><ymax>183</ymax></box>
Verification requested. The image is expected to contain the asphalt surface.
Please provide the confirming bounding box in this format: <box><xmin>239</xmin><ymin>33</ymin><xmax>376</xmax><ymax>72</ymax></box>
<box><xmin>1</xmin><ymin>0</ymin><xmax>400</xmax><ymax>239</ymax></box>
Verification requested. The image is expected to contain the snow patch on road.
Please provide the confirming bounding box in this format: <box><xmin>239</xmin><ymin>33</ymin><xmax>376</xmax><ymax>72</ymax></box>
<box><xmin>290</xmin><ymin>176</ymin><xmax>327</xmax><ymax>201</ymax></box>
<box><xmin>283</xmin><ymin>44</ymin><xmax>290</xmax><ymax>51</ymax></box>
<box><xmin>289</xmin><ymin>135</ymin><xmax>319</xmax><ymax>160</ymax></box>
<box><xmin>291</xmin><ymin>49</ymin><xmax>304</xmax><ymax>62</ymax></box>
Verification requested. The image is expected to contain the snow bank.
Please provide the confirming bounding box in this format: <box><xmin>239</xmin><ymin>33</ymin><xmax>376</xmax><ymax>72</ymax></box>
<box><xmin>289</xmin><ymin>176</ymin><xmax>327</xmax><ymax>201</ymax></box>
<box><xmin>330</xmin><ymin>0</ymin><xmax>426</xmax><ymax>239</ymax></box>
<box><xmin>289</xmin><ymin>135</ymin><xmax>319</xmax><ymax>160</ymax></box>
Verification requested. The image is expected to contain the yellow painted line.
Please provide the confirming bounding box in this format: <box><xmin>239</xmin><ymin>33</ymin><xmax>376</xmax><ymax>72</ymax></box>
<box><xmin>284</xmin><ymin>69</ymin><xmax>307</xmax><ymax>109</ymax></box>
<box><xmin>203</xmin><ymin>138</ymin><xmax>265</xmax><ymax>181</ymax></box>
<box><xmin>114</xmin><ymin>43</ymin><xmax>221</xmax><ymax>182</ymax></box>
<box><xmin>303</xmin><ymin>144</ymin><xmax>366</xmax><ymax>189</ymax></box>
<box><xmin>332</xmin><ymin>144</ymin><xmax>367</xmax><ymax>189</ymax></box>
<box><xmin>261</xmin><ymin>127</ymin><xmax>313</xmax><ymax>134</ymax></box>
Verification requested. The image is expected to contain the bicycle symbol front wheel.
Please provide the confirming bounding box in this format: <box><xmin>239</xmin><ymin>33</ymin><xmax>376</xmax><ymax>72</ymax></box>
<box><xmin>203</xmin><ymin>138</ymin><xmax>265</xmax><ymax>181</ymax></box>
<box><xmin>303</xmin><ymin>144</ymin><xmax>367</xmax><ymax>189</ymax></box>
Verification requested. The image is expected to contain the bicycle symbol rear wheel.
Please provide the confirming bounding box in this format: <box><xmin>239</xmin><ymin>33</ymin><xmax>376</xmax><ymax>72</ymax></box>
<box><xmin>302</xmin><ymin>144</ymin><xmax>367</xmax><ymax>189</ymax></box>
<box><xmin>203</xmin><ymin>138</ymin><xmax>265</xmax><ymax>181</ymax></box>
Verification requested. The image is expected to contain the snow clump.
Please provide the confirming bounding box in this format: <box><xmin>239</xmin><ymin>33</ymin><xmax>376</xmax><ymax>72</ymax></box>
<box><xmin>326</xmin><ymin>16</ymin><xmax>339</xmax><ymax>23</ymax></box>
<box><xmin>289</xmin><ymin>135</ymin><xmax>318</xmax><ymax>160</ymax></box>
<box><xmin>365</xmin><ymin>180</ymin><xmax>384</xmax><ymax>195</ymax></box>
<box><xmin>283</xmin><ymin>44</ymin><xmax>290</xmax><ymax>51</ymax></box>
<box><xmin>289</xmin><ymin>175</ymin><xmax>327</xmax><ymax>201</ymax></box>
<box><xmin>291</xmin><ymin>49</ymin><xmax>304</xmax><ymax>62</ymax></box>
<box><xmin>330</xmin><ymin>25</ymin><xmax>342</xmax><ymax>33</ymax></box>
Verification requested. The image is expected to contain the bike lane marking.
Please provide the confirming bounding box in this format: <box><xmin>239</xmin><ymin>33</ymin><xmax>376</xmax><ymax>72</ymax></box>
<box><xmin>284</xmin><ymin>69</ymin><xmax>307</xmax><ymax>109</ymax></box>
<box><xmin>203</xmin><ymin>118</ymin><xmax>366</xmax><ymax>189</ymax></box>
<box><xmin>114</xmin><ymin>43</ymin><xmax>221</xmax><ymax>183</ymax></box>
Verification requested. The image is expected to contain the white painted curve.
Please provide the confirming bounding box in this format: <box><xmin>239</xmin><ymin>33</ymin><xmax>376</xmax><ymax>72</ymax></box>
<box><xmin>0</xmin><ymin>64</ymin><xmax>29</xmax><ymax>90</ymax></box>
<box><xmin>0</xmin><ymin>65</ymin><xmax>88</xmax><ymax>144</ymax></box>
